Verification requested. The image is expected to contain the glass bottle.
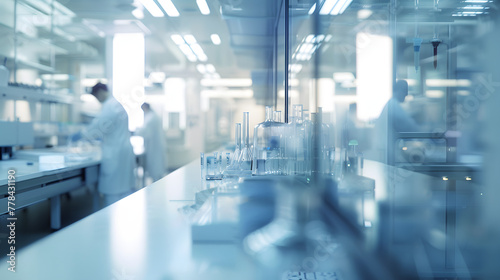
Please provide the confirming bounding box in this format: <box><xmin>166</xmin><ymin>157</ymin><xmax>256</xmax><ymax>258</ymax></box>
<box><xmin>253</xmin><ymin>106</ymin><xmax>285</xmax><ymax>175</ymax></box>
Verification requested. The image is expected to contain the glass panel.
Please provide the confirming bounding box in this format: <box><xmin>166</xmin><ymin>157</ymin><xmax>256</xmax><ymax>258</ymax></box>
<box><xmin>287</xmin><ymin>0</ymin><xmax>499</xmax><ymax>278</ymax></box>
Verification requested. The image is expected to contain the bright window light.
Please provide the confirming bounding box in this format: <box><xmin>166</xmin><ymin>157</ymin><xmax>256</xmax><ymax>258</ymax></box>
<box><xmin>318</xmin><ymin>78</ymin><xmax>335</xmax><ymax>112</ymax></box>
<box><xmin>170</xmin><ymin>34</ymin><xmax>184</xmax><ymax>45</ymax></box>
<box><xmin>138</xmin><ymin>0</ymin><xmax>164</xmax><ymax>17</ymax></box>
<box><xmin>356</xmin><ymin>33</ymin><xmax>392</xmax><ymax>121</ymax></box>
<box><xmin>211</xmin><ymin>34</ymin><xmax>221</xmax><ymax>45</ymax></box>
<box><xmin>308</xmin><ymin>3</ymin><xmax>316</xmax><ymax>14</ymax></box>
<box><xmin>164</xmin><ymin>78</ymin><xmax>186</xmax><ymax>112</ymax></box>
<box><xmin>113</xmin><ymin>33</ymin><xmax>145</xmax><ymax>131</ymax></box>
<box><xmin>157</xmin><ymin>0</ymin><xmax>179</xmax><ymax>17</ymax></box>
<box><xmin>196</xmin><ymin>0</ymin><xmax>210</xmax><ymax>15</ymax></box>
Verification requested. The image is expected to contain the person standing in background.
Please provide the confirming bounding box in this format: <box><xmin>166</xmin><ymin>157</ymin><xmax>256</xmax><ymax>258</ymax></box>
<box><xmin>135</xmin><ymin>103</ymin><xmax>167</xmax><ymax>182</ymax></box>
<box><xmin>78</xmin><ymin>82</ymin><xmax>136</xmax><ymax>206</ymax></box>
<box><xmin>369</xmin><ymin>80</ymin><xmax>421</xmax><ymax>163</ymax></box>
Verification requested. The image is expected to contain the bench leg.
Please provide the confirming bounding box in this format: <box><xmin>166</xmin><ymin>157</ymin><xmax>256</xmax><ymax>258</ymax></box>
<box><xmin>50</xmin><ymin>195</ymin><xmax>61</xmax><ymax>230</ymax></box>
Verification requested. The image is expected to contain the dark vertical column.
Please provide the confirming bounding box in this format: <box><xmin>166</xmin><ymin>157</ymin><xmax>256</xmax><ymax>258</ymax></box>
<box><xmin>284</xmin><ymin>0</ymin><xmax>289</xmax><ymax>123</ymax></box>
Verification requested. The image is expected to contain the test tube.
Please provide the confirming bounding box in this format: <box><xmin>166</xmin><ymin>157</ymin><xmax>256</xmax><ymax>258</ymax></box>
<box><xmin>200</xmin><ymin>152</ymin><xmax>205</xmax><ymax>180</ymax></box>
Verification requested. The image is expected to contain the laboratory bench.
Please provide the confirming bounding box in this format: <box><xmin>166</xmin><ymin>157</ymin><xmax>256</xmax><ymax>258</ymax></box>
<box><xmin>0</xmin><ymin>148</ymin><xmax>101</xmax><ymax>230</ymax></box>
<box><xmin>0</xmin><ymin>158</ymin><xmax>485</xmax><ymax>280</ymax></box>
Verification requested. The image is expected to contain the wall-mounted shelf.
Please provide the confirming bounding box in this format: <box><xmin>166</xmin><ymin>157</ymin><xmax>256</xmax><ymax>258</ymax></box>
<box><xmin>0</xmin><ymin>86</ymin><xmax>74</xmax><ymax>104</ymax></box>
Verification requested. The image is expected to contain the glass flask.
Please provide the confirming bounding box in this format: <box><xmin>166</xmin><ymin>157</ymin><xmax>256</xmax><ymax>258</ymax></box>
<box><xmin>238</xmin><ymin>112</ymin><xmax>253</xmax><ymax>172</ymax></box>
<box><xmin>253</xmin><ymin>106</ymin><xmax>286</xmax><ymax>175</ymax></box>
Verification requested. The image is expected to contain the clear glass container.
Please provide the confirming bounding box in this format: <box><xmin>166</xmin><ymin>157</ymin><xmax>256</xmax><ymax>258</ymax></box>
<box><xmin>253</xmin><ymin>106</ymin><xmax>286</xmax><ymax>175</ymax></box>
<box><xmin>238</xmin><ymin>112</ymin><xmax>253</xmax><ymax>172</ymax></box>
<box><xmin>284</xmin><ymin>104</ymin><xmax>306</xmax><ymax>175</ymax></box>
<box><xmin>273</xmin><ymin>110</ymin><xmax>282</xmax><ymax>123</ymax></box>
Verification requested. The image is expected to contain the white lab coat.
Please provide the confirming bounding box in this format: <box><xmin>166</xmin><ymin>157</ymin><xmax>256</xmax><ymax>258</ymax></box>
<box><xmin>370</xmin><ymin>98</ymin><xmax>420</xmax><ymax>162</ymax></box>
<box><xmin>84</xmin><ymin>96</ymin><xmax>135</xmax><ymax>195</ymax></box>
<box><xmin>136</xmin><ymin>110</ymin><xmax>166</xmax><ymax>181</ymax></box>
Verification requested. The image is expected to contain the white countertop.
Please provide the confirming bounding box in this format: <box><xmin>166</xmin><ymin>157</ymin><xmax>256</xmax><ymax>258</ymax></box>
<box><xmin>0</xmin><ymin>148</ymin><xmax>101</xmax><ymax>186</ymax></box>
<box><xmin>0</xmin><ymin>157</ymin><xmax>473</xmax><ymax>279</ymax></box>
<box><xmin>0</xmin><ymin>160</ymin><xmax>262</xmax><ymax>280</ymax></box>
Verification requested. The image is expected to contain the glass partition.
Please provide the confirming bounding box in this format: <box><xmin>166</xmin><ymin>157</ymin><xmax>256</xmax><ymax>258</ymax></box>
<box><xmin>284</xmin><ymin>0</ymin><xmax>499</xmax><ymax>278</ymax></box>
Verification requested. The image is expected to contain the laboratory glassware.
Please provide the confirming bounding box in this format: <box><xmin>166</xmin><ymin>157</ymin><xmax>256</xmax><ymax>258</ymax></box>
<box><xmin>284</xmin><ymin>105</ymin><xmax>307</xmax><ymax>176</ymax></box>
<box><xmin>238</xmin><ymin>112</ymin><xmax>253</xmax><ymax>173</ymax></box>
<box><xmin>253</xmin><ymin>106</ymin><xmax>286</xmax><ymax>175</ymax></box>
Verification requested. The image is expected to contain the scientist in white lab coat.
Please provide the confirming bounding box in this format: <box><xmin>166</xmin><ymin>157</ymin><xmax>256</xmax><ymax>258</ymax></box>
<box><xmin>83</xmin><ymin>82</ymin><xmax>135</xmax><ymax>205</ymax></box>
<box><xmin>370</xmin><ymin>80</ymin><xmax>421</xmax><ymax>163</ymax></box>
<box><xmin>135</xmin><ymin>103</ymin><xmax>167</xmax><ymax>182</ymax></box>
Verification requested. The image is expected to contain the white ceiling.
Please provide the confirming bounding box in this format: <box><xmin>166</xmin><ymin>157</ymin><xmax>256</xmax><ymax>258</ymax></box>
<box><xmin>51</xmin><ymin>0</ymin><xmax>492</xmax><ymax>82</ymax></box>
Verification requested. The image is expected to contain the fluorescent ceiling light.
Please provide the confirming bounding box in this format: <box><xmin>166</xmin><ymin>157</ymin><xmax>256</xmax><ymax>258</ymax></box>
<box><xmin>333</xmin><ymin>72</ymin><xmax>355</xmax><ymax>82</ymax></box>
<box><xmin>190</xmin><ymin>44</ymin><xmax>206</xmax><ymax>58</ymax></box>
<box><xmin>464</xmin><ymin>0</ymin><xmax>488</xmax><ymax>2</ymax></box>
<box><xmin>179</xmin><ymin>44</ymin><xmax>196</xmax><ymax>57</ymax></box>
<box><xmin>157</xmin><ymin>0</ymin><xmax>179</xmax><ymax>17</ymax></box>
<box><xmin>196</xmin><ymin>64</ymin><xmax>206</xmax><ymax>74</ymax></box>
<box><xmin>205</xmin><ymin>64</ymin><xmax>216</xmax><ymax>73</ymax></box>
<box><xmin>426</xmin><ymin>79</ymin><xmax>471</xmax><ymax>87</ymax></box>
<box><xmin>425</xmin><ymin>90</ymin><xmax>445</xmax><ymax>98</ymax></box>
<box><xmin>358</xmin><ymin>9</ymin><xmax>373</xmax><ymax>19</ymax></box>
<box><xmin>308</xmin><ymin>3</ymin><xmax>316</xmax><ymax>15</ymax></box>
<box><xmin>202</xmin><ymin>90</ymin><xmax>253</xmax><ymax>99</ymax></box>
<box><xmin>41</xmin><ymin>74</ymin><xmax>72</xmax><ymax>81</ymax></box>
<box><xmin>319</xmin><ymin>0</ymin><xmax>339</xmax><ymax>15</ymax></box>
<box><xmin>149</xmin><ymin>72</ymin><xmax>166</xmax><ymax>83</ymax></box>
<box><xmin>201</xmin><ymin>78</ymin><xmax>252</xmax><ymax>87</ymax></box>
<box><xmin>197</xmin><ymin>53</ymin><xmax>208</xmax><ymax>62</ymax></box>
<box><xmin>53</xmin><ymin>1</ymin><xmax>76</xmax><ymax>17</ymax></box>
<box><xmin>330</xmin><ymin>0</ymin><xmax>346</xmax><ymax>15</ymax></box>
<box><xmin>211</xmin><ymin>34</ymin><xmax>221</xmax><ymax>45</ymax></box>
<box><xmin>289</xmin><ymin>64</ymin><xmax>303</xmax><ymax>73</ymax></box>
<box><xmin>197</xmin><ymin>0</ymin><xmax>210</xmax><ymax>15</ymax></box>
<box><xmin>138</xmin><ymin>0</ymin><xmax>164</xmax><ymax>17</ymax></box>
<box><xmin>338</xmin><ymin>0</ymin><xmax>353</xmax><ymax>14</ymax></box>
<box><xmin>132</xmin><ymin>8</ymin><xmax>144</xmax><ymax>19</ymax></box>
<box><xmin>183</xmin><ymin>35</ymin><xmax>197</xmax><ymax>44</ymax></box>
<box><xmin>170</xmin><ymin>34</ymin><xmax>184</xmax><ymax>45</ymax></box>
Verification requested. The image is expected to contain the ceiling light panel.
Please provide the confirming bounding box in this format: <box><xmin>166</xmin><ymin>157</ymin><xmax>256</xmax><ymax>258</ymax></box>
<box><xmin>138</xmin><ymin>0</ymin><xmax>164</xmax><ymax>17</ymax></box>
<box><xmin>211</xmin><ymin>34</ymin><xmax>221</xmax><ymax>45</ymax></box>
<box><xmin>196</xmin><ymin>0</ymin><xmax>210</xmax><ymax>15</ymax></box>
<box><xmin>157</xmin><ymin>0</ymin><xmax>179</xmax><ymax>17</ymax></box>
